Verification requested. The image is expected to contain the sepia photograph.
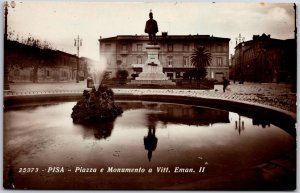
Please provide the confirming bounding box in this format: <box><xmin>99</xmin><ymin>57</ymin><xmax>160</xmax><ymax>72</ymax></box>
<box><xmin>3</xmin><ymin>1</ymin><xmax>297</xmax><ymax>190</ymax></box>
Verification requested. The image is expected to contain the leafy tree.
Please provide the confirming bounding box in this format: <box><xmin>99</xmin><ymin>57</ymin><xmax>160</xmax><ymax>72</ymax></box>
<box><xmin>116</xmin><ymin>69</ymin><xmax>129</xmax><ymax>79</ymax></box>
<box><xmin>116</xmin><ymin>69</ymin><xmax>129</xmax><ymax>85</ymax></box>
<box><xmin>183</xmin><ymin>69</ymin><xmax>193</xmax><ymax>80</ymax></box>
<box><xmin>190</xmin><ymin>47</ymin><xmax>211</xmax><ymax>80</ymax></box>
<box><xmin>5</xmin><ymin>34</ymin><xmax>55</xmax><ymax>83</ymax></box>
<box><xmin>131</xmin><ymin>73</ymin><xmax>139</xmax><ymax>79</ymax></box>
<box><xmin>103</xmin><ymin>72</ymin><xmax>111</xmax><ymax>80</ymax></box>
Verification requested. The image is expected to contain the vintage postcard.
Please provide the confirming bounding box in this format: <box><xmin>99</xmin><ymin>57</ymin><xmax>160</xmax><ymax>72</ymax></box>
<box><xmin>3</xmin><ymin>1</ymin><xmax>296</xmax><ymax>190</ymax></box>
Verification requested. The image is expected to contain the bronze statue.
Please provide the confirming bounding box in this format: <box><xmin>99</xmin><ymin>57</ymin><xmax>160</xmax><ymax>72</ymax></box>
<box><xmin>144</xmin><ymin>10</ymin><xmax>158</xmax><ymax>45</ymax></box>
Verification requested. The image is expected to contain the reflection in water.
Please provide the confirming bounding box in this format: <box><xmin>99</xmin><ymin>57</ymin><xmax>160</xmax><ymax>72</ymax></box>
<box><xmin>233</xmin><ymin>114</ymin><xmax>273</xmax><ymax>135</ymax></box>
<box><xmin>75</xmin><ymin>120</ymin><xmax>116</xmax><ymax>140</ymax></box>
<box><xmin>159</xmin><ymin>104</ymin><xmax>230</xmax><ymax>126</ymax></box>
<box><xmin>144</xmin><ymin>115</ymin><xmax>158</xmax><ymax>161</ymax></box>
<box><xmin>147</xmin><ymin>103</ymin><xmax>230</xmax><ymax>126</ymax></box>
<box><xmin>252</xmin><ymin>117</ymin><xmax>271</xmax><ymax>128</ymax></box>
<box><xmin>140</xmin><ymin>104</ymin><xmax>230</xmax><ymax>161</ymax></box>
<box><xmin>118</xmin><ymin>102</ymin><xmax>230</xmax><ymax>126</ymax></box>
<box><xmin>79</xmin><ymin>102</ymin><xmax>231</xmax><ymax>142</ymax></box>
<box><xmin>3</xmin><ymin>101</ymin><xmax>296</xmax><ymax>189</ymax></box>
<box><xmin>235</xmin><ymin>115</ymin><xmax>245</xmax><ymax>135</ymax></box>
<box><xmin>73</xmin><ymin>102</ymin><xmax>231</xmax><ymax>161</ymax></box>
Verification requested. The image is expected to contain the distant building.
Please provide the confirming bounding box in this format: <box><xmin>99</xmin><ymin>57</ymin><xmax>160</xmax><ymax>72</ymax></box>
<box><xmin>98</xmin><ymin>33</ymin><xmax>230</xmax><ymax>82</ymax></box>
<box><xmin>80</xmin><ymin>57</ymin><xmax>99</xmax><ymax>78</ymax></box>
<box><xmin>232</xmin><ymin>34</ymin><xmax>296</xmax><ymax>83</ymax></box>
<box><xmin>6</xmin><ymin>40</ymin><xmax>94</xmax><ymax>83</ymax></box>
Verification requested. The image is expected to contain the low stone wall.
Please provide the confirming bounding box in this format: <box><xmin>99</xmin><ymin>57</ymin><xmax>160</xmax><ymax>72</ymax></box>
<box><xmin>129</xmin><ymin>80</ymin><xmax>175</xmax><ymax>85</ymax></box>
<box><xmin>101</xmin><ymin>79</ymin><xmax>213</xmax><ymax>89</ymax></box>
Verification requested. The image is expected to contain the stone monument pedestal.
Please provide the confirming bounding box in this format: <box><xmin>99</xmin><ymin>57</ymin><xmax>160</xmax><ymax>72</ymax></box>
<box><xmin>131</xmin><ymin>44</ymin><xmax>175</xmax><ymax>85</ymax></box>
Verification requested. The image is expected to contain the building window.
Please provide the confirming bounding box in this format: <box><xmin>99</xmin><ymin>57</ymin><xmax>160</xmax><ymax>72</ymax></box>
<box><xmin>105</xmin><ymin>72</ymin><xmax>112</xmax><ymax>79</ymax></box>
<box><xmin>168</xmin><ymin>44</ymin><xmax>173</xmax><ymax>52</ymax></box>
<box><xmin>117</xmin><ymin>60</ymin><xmax>122</xmax><ymax>66</ymax></box>
<box><xmin>122</xmin><ymin>44</ymin><xmax>127</xmax><ymax>51</ymax></box>
<box><xmin>62</xmin><ymin>71</ymin><xmax>67</xmax><ymax>77</ymax></box>
<box><xmin>107</xmin><ymin>58</ymin><xmax>111</xmax><ymax>65</ymax></box>
<box><xmin>217</xmin><ymin>57</ymin><xmax>222</xmax><ymax>66</ymax></box>
<box><xmin>137</xmin><ymin>44</ymin><xmax>142</xmax><ymax>51</ymax></box>
<box><xmin>14</xmin><ymin>69</ymin><xmax>20</xmax><ymax>76</ymax></box>
<box><xmin>217</xmin><ymin>45</ymin><xmax>222</xmax><ymax>52</ymax></box>
<box><xmin>168</xmin><ymin>56</ymin><xmax>173</xmax><ymax>67</ymax></box>
<box><xmin>183</xmin><ymin>44</ymin><xmax>189</xmax><ymax>52</ymax></box>
<box><xmin>167</xmin><ymin>72</ymin><xmax>173</xmax><ymax>79</ymax></box>
<box><xmin>196</xmin><ymin>44</ymin><xmax>204</xmax><ymax>49</ymax></box>
<box><xmin>105</xmin><ymin>44</ymin><xmax>111</xmax><ymax>51</ymax></box>
<box><xmin>46</xmin><ymin>70</ymin><xmax>50</xmax><ymax>77</ymax></box>
<box><xmin>183</xmin><ymin>56</ymin><xmax>189</xmax><ymax>67</ymax></box>
<box><xmin>122</xmin><ymin>56</ymin><xmax>127</xmax><ymax>64</ymax></box>
<box><xmin>137</xmin><ymin>56</ymin><xmax>142</xmax><ymax>64</ymax></box>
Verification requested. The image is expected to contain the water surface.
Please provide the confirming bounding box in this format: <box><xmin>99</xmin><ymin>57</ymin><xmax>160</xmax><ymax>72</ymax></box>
<box><xmin>4</xmin><ymin>101</ymin><xmax>295</xmax><ymax>189</ymax></box>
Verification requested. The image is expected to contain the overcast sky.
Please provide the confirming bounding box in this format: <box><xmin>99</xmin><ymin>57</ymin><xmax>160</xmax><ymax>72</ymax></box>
<box><xmin>6</xmin><ymin>1</ymin><xmax>296</xmax><ymax>61</ymax></box>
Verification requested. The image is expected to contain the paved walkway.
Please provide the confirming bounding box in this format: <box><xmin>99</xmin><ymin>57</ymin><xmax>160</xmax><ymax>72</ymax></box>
<box><xmin>4</xmin><ymin>82</ymin><xmax>297</xmax><ymax>113</ymax></box>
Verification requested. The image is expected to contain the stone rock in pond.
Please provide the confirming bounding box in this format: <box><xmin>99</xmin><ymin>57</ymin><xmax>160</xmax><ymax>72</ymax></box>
<box><xmin>71</xmin><ymin>86</ymin><xmax>123</xmax><ymax>123</ymax></box>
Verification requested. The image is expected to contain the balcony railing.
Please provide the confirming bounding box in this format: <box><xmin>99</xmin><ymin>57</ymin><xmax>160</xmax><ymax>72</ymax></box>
<box><xmin>119</xmin><ymin>51</ymin><xmax>128</xmax><ymax>55</ymax></box>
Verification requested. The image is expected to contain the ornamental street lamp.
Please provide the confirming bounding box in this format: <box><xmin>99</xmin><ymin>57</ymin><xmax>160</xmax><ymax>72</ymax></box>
<box><xmin>4</xmin><ymin>1</ymin><xmax>16</xmax><ymax>91</ymax></box>
<box><xmin>235</xmin><ymin>33</ymin><xmax>245</xmax><ymax>84</ymax></box>
<box><xmin>240</xmin><ymin>42</ymin><xmax>245</xmax><ymax>84</ymax></box>
<box><xmin>74</xmin><ymin>35</ymin><xmax>82</xmax><ymax>83</ymax></box>
<box><xmin>235</xmin><ymin>34</ymin><xmax>245</xmax><ymax>84</ymax></box>
<box><xmin>4</xmin><ymin>1</ymin><xmax>15</xmax><ymax>41</ymax></box>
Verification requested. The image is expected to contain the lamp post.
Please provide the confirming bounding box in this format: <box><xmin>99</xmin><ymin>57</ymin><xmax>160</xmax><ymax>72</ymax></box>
<box><xmin>294</xmin><ymin>3</ymin><xmax>297</xmax><ymax>40</ymax></box>
<box><xmin>235</xmin><ymin>33</ymin><xmax>245</xmax><ymax>84</ymax></box>
<box><xmin>239</xmin><ymin>42</ymin><xmax>245</xmax><ymax>84</ymax></box>
<box><xmin>74</xmin><ymin>35</ymin><xmax>82</xmax><ymax>83</ymax></box>
<box><xmin>4</xmin><ymin>1</ymin><xmax>15</xmax><ymax>91</ymax></box>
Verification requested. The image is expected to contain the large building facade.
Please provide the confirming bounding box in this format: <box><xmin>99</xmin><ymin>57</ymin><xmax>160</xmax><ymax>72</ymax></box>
<box><xmin>99</xmin><ymin>34</ymin><xmax>230</xmax><ymax>82</ymax></box>
<box><xmin>231</xmin><ymin>34</ymin><xmax>296</xmax><ymax>83</ymax></box>
<box><xmin>6</xmin><ymin>40</ymin><xmax>92</xmax><ymax>83</ymax></box>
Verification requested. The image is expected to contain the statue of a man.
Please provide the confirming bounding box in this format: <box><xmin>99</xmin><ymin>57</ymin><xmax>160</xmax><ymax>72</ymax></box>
<box><xmin>144</xmin><ymin>10</ymin><xmax>158</xmax><ymax>45</ymax></box>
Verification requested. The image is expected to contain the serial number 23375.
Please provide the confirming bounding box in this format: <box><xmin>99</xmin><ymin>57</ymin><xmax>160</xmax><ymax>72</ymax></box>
<box><xmin>18</xmin><ymin>168</ymin><xmax>39</xmax><ymax>173</ymax></box>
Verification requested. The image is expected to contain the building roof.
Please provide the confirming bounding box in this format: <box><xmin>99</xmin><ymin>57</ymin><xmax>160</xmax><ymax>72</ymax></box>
<box><xmin>99</xmin><ymin>34</ymin><xmax>230</xmax><ymax>42</ymax></box>
<box><xmin>234</xmin><ymin>34</ymin><xmax>293</xmax><ymax>50</ymax></box>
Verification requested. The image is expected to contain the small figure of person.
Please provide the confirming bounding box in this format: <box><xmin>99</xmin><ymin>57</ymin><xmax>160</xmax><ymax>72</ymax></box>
<box><xmin>222</xmin><ymin>76</ymin><xmax>230</xmax><ymax>92</ymax></box>
<box><xmin>144</xmin><ymin>10</ymin><xmax>158</xmax><ymax>45</ymax></box>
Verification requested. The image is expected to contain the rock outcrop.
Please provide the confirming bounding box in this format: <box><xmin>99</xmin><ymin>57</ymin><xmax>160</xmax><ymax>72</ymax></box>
<box><xmin>71</xmin><ymin>86</ymin><xmax>123</xmax><ymax>123</ymax></box>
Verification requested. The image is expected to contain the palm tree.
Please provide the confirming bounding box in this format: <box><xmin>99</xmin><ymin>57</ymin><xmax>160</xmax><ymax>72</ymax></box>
<box><xmin>190</xmin><ymin>47</ymin><xmax>212</xmax><ymax>80</ymax></box>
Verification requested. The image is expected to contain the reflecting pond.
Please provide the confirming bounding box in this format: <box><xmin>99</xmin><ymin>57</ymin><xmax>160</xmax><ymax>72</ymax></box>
<box><xmin>4</xmin><ymin>101</ymin><xmax>296</xmax><ymax>190</ymax></box>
